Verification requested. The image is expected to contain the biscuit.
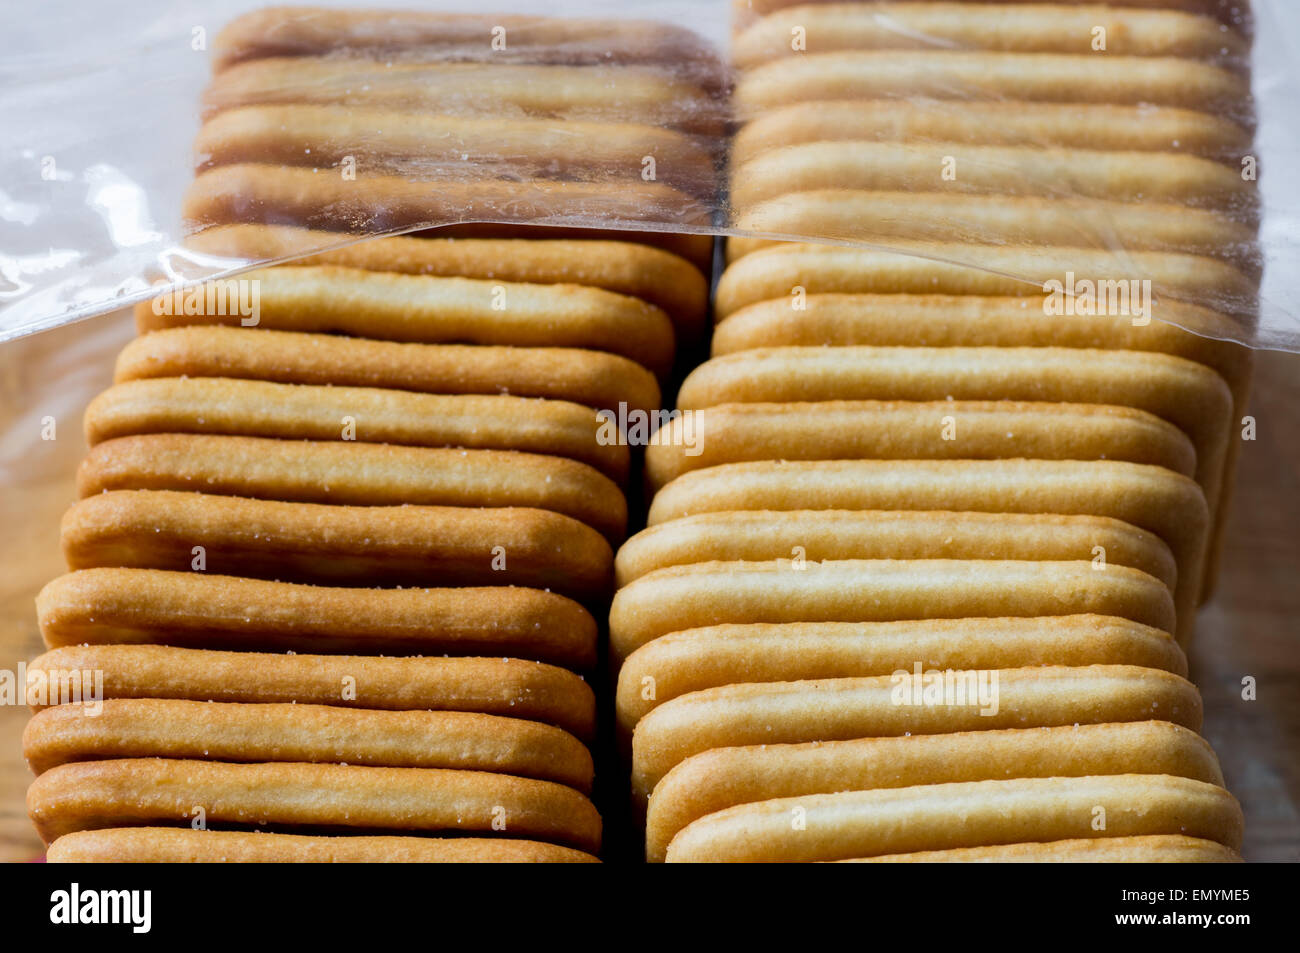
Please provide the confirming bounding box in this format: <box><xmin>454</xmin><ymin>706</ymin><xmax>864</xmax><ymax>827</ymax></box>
<box><xmin>27</xmin><ymin>759</ymin><xmax>602</xmax><ymax>852</ymax></box>
<box><xmin>203</xmin><ymin>58</ymin><xmax>723</xmax><ymax>135</ymax></box>
<box><xmin>730</xmin><ymin>101</ymin><xmax>1252</xmax><ymax>165</ymax></box>
<box><xmin>114</xmin><ymin>327</ymin><xmax>661</xmax><ymax>418</ymax></box>
<box><xmin>734</xmin><ymin>51</ymin><xmax>1252</xmax><ymax>121</ymax></box>
<box><xmin>610</xmin><ymin>560</ymin><xmax>1175</xmax><ymax>660</ymax></box>
<box><xmin>181</xmin><ymin>227</ymin><xmax>707</xmax><ymax>338</ymax></box>
<box><xmin>136</xmin><ymin>264</ymin><xmax>677</xmax><ymax>378</ymax></box>
<box><xmin>413</xmin><ymin>221</ymin><xmax>715</xmax><ymax>272</ymax></box>
<box><xmin>713</xmin><ymin>242</ymin><xmax>1257</xmax><ymax>324</ymax></box>
<box><xmin>24</xmin><ymin>699</ymin><xmax>593</xmax><ymax>792</ymax></box>
<box><xmin>730</xmin><ymin>191</ymin><xmax>1259</xmax><ymax>271</ymax></box>
<box><xmin>38</xmin><ymin>568</ymin><xmax>597</xmax><ymax>668</ymax></box>
<box><xmin>61</xmin><ymin>491</ymin><xmax>613</xmax><ymax>600</ymax></box>
<box><xmin>195</xmin><ymin>105</ymin><xmax>716</xmax><ymax>198</ymax></box>
<box><xmin>47</xmin><ymin>827</ymin><xmax>600</xmax><ymax>863</ymax></box>
<box><xmin>676</xmin><ymin>346</ymin><xmax>1233</xmax><ymax>530</ymax></box>
<box><xmin>79</xmin><ymin>434</ymin><xmax>627</xmax><ymax>543</ymax></box>
<box><xmin>28</xmin><ymin>644</ymin><xmax>596</xmax><ymax>739</ymax></box>
<box><xmin>643</xmin><ymin>459</ymin><xmax>1208</xmax><ymax>644</ymax></box>
<box><xmin>615</xmin><ymin>509</ymin><xmax>1176</xmax><ymax>589</ymax></box>
<box><xmin>632</xmin><ymin>665</ymin><xmax>1202</xmax><ymax>801</ymax></box>
<box><xmin>617</xmin><ymin>616</ymin><xmax>1187</xmax><ymax>735</ymax></box>
<box><xmin>730</xmin><ymin>142</ymin><xmax>1255</xmax><ymax>215</ymax></box>
<box><xmin>645</xmin><ymin>721</ymin><xmax>1219</xmax><ymax>861</ymax></box>
<box><xmin>643</xmin><ymin>400</ymin><xmax>1198</xmax><ymax>490</ymax></box>
<box><xmin>732</xmin><ymin>4</ymin><xmax>1247</xmax><ymax>67</ymax></box>
<box><xmin>212</xmin><ymin>7</ymin><xmax>723</xmax><ymax>80</ymax></box>
<box><xmin>734</xmin><ymin>1</ymin><xmax>1249</xmax><ymax>30</ymax></box>
<box><xmin>85</xmin><ymin>378</ymin><xmax>627</xmax><ymax>482</ymax></box>
<box><xmin>850</xmin><ymin>835</ymin><xmax>1241</xmax><ymax>863</ymax></box>
<box><xmin>663</xmin><ymin>774</ymin><xmax>1241</xmax><ymax>862</ymax></box>
<box><xmin>182</xmin><ymin>165</ymin><xmax>710</xmax><ymax>269</ymax></box>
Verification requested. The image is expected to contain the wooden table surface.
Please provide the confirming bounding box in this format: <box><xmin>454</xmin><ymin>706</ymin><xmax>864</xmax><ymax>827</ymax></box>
<box><xmin>2</xmin><ymin>312</ymin><xmax>1297</xmax><ymax>862</ymax></box>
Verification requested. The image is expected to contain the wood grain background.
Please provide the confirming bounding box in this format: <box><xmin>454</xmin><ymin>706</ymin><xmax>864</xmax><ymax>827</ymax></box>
<box><xmin>1</xmin><ymin>311</ymin><xmax>1296</xmax><ymax>862</ymax></box>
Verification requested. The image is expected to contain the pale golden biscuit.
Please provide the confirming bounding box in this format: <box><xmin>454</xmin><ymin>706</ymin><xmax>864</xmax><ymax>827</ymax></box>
<box><xmin>85</xmin><ymin>378</ymin><xmax>627</xmax><ymax>482</ymax></box>
<box><xmin>79</xmin><ymin>434</ymin><xmax>628</xmax><ymax>543</ymax></box>
<box><xmin>615</xmin><ymin>509</ymin><xmax>1176</xmax><ymax>588</ymax></box>
<box><xmin>644</xmin><ymin>400</ymin><xmax>1198</xmax><ymax>491</ymax></box>
<box><xmin>24</xmin><ymin>699</ymin><xmax>594</xmax><ymax>792</ymax></box>
<box><xmin>730</xmin><ymin>192</ymin><xmax>1259</xmax><ymax>272</ymax></box>
<box><xmin>181</xmin><ymin>227</ymin><xmax>708</xmax><ymax>338</ymax></box>
<box><xmin>28</xmin><ymin>644</ymin><xmax>596</xmax><ymax>739</ymax></box>
<box><xmin>182</xmin><ymin>165</ymin><xmax>711</xmax><ymax>268</ymax></box>
<box><xmin>645</xmin><ymin>721</ymin><xmax>1220</xmax><ymax>861</ymax></box>
<box><xmin>731</xmin><ymin>101</ymin><xmax>1252</xmax><ymax>165</ymax></box>
<box><xmin>61</xmin><ymin>491</ymin><xmax>613</xmax><ymax>600</ymax></box>
<box><xmin>734</xmin><ymin>51</ymin><xmax>1252</xmax><ymax>121</ymax></box>
<box><xmin>27</xmin><ymin>759</ymin><xmax>602</xmax><ymax>851</ymax></box>
<box><xmin>713</xmin><ymin>242</ymin><xmax>1257</xmax><ymax>325</ymax></box>
<box><xmin>617</xmin><ymin>615</ymin><xmax>1187</xmax><ymax>735</ymax></box>
<box><xmin>664</xmin><ymin>774</ymin><xmax>1241</xmax><ymax>862</ymax></box>
<box><xmin>416</xmin><ymin>221</ymin><xmax>715</xmax><ymax>272</ymax></box>
<box><xmin>633</xmin><ymin>666</ymin><xmax>1203</xmax><ymax>803</ymax></box>
<box><xmin>732</xmin><ymin>4</ymin><xmax>1247</xmax><ymax>67</ymax></box>
<box><xmin>203</xmin><ymin>58</ymin><xmax>723</xmax><ymax>135</ymax></box>
<box><xmin>195</xmin><ymin>106</ymin><xmax>715</xmax><ymax>198</ymax></box>
<box><xmin>644</xmin><ymin>459</ymin><xmax>1207</xmax><ymax>644</ymax></box>
<box><xmin>38</xmin><ymin>569</ymin><xmax>597</xmax><ymax>668</ymax></box>
<box><xmin>610</xmin><ymin>560</ymin><xmax>1175</xmax><ymax>660</ymax></box>
<box><xmin>212</xmin><ymin>7</ymin><xmax>723</xmax><ymax>79</ymax></box>
<box><xmin>137</xmin><ymin>264</ymin><xmax>676</xmax><ymax>378</ymax></box>
<box><xmin>852</xmin><ymin>835</ymin><xmax>1241</xmax><ymax>863</ymax></box>
<box><xmin>676</xmin><ymin>346</ymin><xmax>1233</xmax><ymax>534</ymax></box>
<box><xmin>48</xmin><ymin>827</ymin><xmax>600</xmax><ymax>863</ymax></box>
<box><xmin>708</xmin><ymin>293</ymin><xmax>1252</xmax><ymax>596</ymax></box>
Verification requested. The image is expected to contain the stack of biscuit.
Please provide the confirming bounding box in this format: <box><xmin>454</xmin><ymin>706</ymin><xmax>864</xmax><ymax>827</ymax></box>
<box><xmin>25</xmin><ymin>8</ymin><xmax>716</xmax><ymax>863</ymax></box>
<box><xmin>608</xmin><ymin>0</ymin><xmax>1257</xmax><ymax>861</ymax></box>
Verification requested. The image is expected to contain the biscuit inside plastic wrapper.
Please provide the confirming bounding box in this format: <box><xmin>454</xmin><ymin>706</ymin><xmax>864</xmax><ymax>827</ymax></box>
<box><xmin>0</xmin><ymin>0</ymin><xmax>1294</xmax><ymax>350</ymax></box>
<box><xmin>0</xmin><ymin>0</ymin><xmax>1297</xmax><ymax>863</ymax></box>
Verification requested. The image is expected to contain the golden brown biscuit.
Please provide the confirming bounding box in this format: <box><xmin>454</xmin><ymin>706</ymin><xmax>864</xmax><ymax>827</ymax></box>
<box><xmin>181</xmin><ymin>227</ymin><xmax>707</xmax><ymax>338</ymax></box>
<box><xmin>61</xmin><ymin>491</ymin><xmax>613</xmax><ymax>600</ymax></box>
<box><xmin>137</xmin><ymin>264</ymin><xmax>677</xmax><ymax>378</ymax></box>
<box><xmin>27</xmin><ymin>759</ymin><xmax>602</xmax><ymax>852</ymax></box>
<box><xmin>182</xmin><ymin>165</ymin><xmax>710</xmax><ymax>269</ymax></box>
<box><xmin>212</xmin><ymin>7</ymin><xmax>723</xmax><ymax>79</ymax></box>
<box><xmin>714</xmin><ymin>242</ymin><xmax>1257</xmax><ymax>322</ymax></box>
<box><xmin>203</xmin><ymin>57</ymin><xmax>723</xmax><ymax>135</ymax></box>
<box><xmin>615</xmin><ymin>509</ymin><xmax>1176</xmax><ymax>590</ymax></box>
<box><xmin>644</xmin><ymin>459</ymin><xmax>1208</xmax><ymax>644</ymax></box>
<box><xmin>85</xmin><ymin>377</ymin><xmax>627</xmax><ymax>482</ymax></box>
<box><xmin>195</xmin><ymin>105</ymin><xmax>715</xmax><ymax>199</ymax></box>
<box><xmin>675</xmin><ymin>346</ymin><xmax>1233</xmax><ymax>551</ymax></box>
<box><xmin>645</xmin><ymin>721</ymin><xmax>1220</xmax><ymax>861</ymax></box>
<box><xmin>851</xmin><ymin>835</ymin><xmax>1241</xmax><ymax>863</ymax></box>
<box><xmin>38</xmin><ymin>568</ymin><xmax>597</xmax><ymax>667</ymax></box>
<box><xmin>730</xmin><ymin>192</ymin><xmax>1259</xmax><ymax>272</ymax></box>
<box><xmin>79</xmin><ymin>434</ymin><xmax>627</xmax><ymax>543</ymax></box>
<box><xmin>616</xmin><ymin>616</ymin><xmax>1187</xmax><ymax>734</ymax></box>
<box><xmin>610</xmin><ymin>560</ymin><xmax>1175</xmax><ymax>660</ymax></box>
<box><xmin>730</xmin><ymin>143</ymin><xmax>1255</xmax><ymax>214</ymax></box>
<box><xmin>47</xmin><ymin>827</ymin><xmax>600</xmax><ymax>863</ymax></box>
<box><xmin>24</xmin><ymin>699</ymin><xmax>593</xmax><ymax>792</ymax></box>
<box><xmin>734</xmin><ymin>51</ymin><xmax>1252</xmax><ymax>121</ymax></box>
<box><xmin>633</xmin><ymin>665</ymin><xmax>1203</xmax><ymax>803</ymax></box>
<box><xmin>735</xmin><ymin>0</ymin><xmax>1249</xmax><ymax>30</ymax></box>
<box><xmin>664</xmin><ymin>774</ymin><xmax>1241</xmax><ymax>862</ymax></box>
<box><xmin>644</xmin><ymin>400</ymin><xmax>1198</xmax><ymax>491</ymax></box>
<box><xmin>732</xmin><ymin>3</ymin><xmax>1247</xmax><ymax>67</ymax></box>
<box><xmin>114</xmin><ymin>327</ymin><xmax>661</xmax><ymax>417</ymax></box>
<box><xmin>731</xmin><ymin>101</ymin><xmax>1252</xmax><ymax>165</ymax></box>
<box><xmin>27</xmin><ymin>644</ymin><xmax>596</xmax><ymax>739</ymax></box>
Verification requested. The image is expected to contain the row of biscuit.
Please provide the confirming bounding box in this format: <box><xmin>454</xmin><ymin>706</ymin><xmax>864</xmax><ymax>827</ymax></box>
<box><xmin>24</xmin><ymin>9</ymin><xmax>717</xmax><ymax>863</ymax></box>
<box><xmin>607</xmin><ymin>0</ymin><xmax>1258</xmax><ymax>861</ymax></box>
